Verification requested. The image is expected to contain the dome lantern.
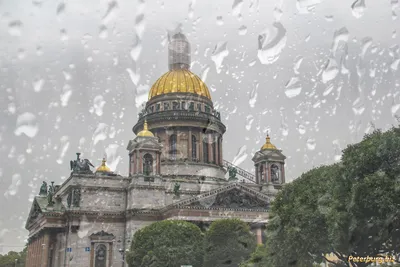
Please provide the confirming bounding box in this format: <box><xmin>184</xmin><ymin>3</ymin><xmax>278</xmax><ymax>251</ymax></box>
<box><xmin>137</xmin><ymin>120</ymin><xmax>154</xmax><ymax>137</ymax></box>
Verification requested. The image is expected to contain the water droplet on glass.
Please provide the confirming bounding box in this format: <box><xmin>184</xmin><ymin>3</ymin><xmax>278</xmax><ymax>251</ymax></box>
<box><xmin>91</xmin><ymin>95</ymin><xmax>106</xmax><ymax>117</ymax></box>
<box><xmin>211</xmin><ymin>41</ymin><xmax>229</xmax><ymax>73</ymax></box>
<box><xmin>8</xmin><ymin>103</ymin><xmax>16</xmax><ymax>114</ymax></box>
<box><xmin>102</xmin><ymin>0</ymin><xmax>119</xmax><ymax>25</ymax></box>
<box><xmin>36</xmin><ymin>46</ymin><xmax>43</xmax><ymax>56</ymax></box>
<box><xmin>99</xmin><ymin>25</ymin><xmax>108</xmax><ymax>39</ymax></box>
<box><xmin>14</xmin><ymin>112</ymin><xmax>38</xmax><ymax>138</ymax></box>
<box><xmin>135</xmin><ymin>84</ymin><xmax>149</xmax><ymax>108</ymax></box>
<box><xmin>135</xmin><ymin>13</ymin><xmax>146</xmax><ymax>39</ymax></box>
<box><xmin>60</xmin><ymin>28</ymin><xmax>68</xmax><ymax>41</ymax></box>
<box><xmin>33</xmin><ymin>79</ymin><xmax>45</xmax><ymax>92</ymax></box>
<box><xmin>323</xmin><ymin>83</ymin><xmax>334</xmax><ymax>96</ymax></box>
<box><xmin>56</xmin><ymin>2</ymin><xmax>65</xmax><ymax>18</ymax></box>
<box><xmin>273</xmin><ymin>7</ymin><xmax>283</xmax><ymax>21</ymax></box>
<box><xmin>351</xmin><ymin>0</ymin><xmax>366</xmax><ymax>18</ymax></box>
<box><xmin>306</xmin><ymin>138</ymin><xmax>316</xmax><ymax>150</ymax></box>
<box><xmin>245</xmin><ymin>115</ymin><xmax>254</xmax><ymax>131</ymax></box>
<box><xmin>390</xmin><ymin>58</ymin><xmax>400</xmax><ymax>71</ymax></box>
<box><xmin>257</xmin><ymin>22</ymin><xmax>287</xmax><ymax>65</ymax></box>
<box><xmin>93</xmin><ymin>123</ymin><xmax>109</xmax><ymax>145</ymax></box>
<box><xmin>293</xmin><ymin>56</ymin><xmax>303</xmax><ymax>74</ymax></box>
<box><xmin>321</xmin><ymin>58</ymin><xmax>339</xmax><ymax>83</ymax></box>
<box><xmin>232</xmin><ymin>145</ymin><xmax>247</xmax><ymax>166</ymax></box>
<box><xmin>285</xmin><ymin>77</ymin><xmax>302</xmax><ymax>98</ymax></box>
<box><xmin>105</xmin><ymin>144</ymin><xmax>121</xmax><ymax>171</ymax></box>
<box><xmin>296</xmin><ymin>0</ymin><xmax>324</xmax><ymax>14</ymax></box>
<box><xmin>56</xmin><ymin>136</ymin><xmax>69</xmax><ymax>164</ymax></box>
<box><xmin>297</xmin><ymin>124</ymin><xmax>306</xmax><ymax>135</ymax></box>
<box><xmin>238</xmin><ymin>25</ymin><xmax>247</xmax><ymax>35</ymax></box>
<box><xmin>60</xmin><ymin>86</ymin><xmax>72</xmax><ymax>107</ymax></box>
<box><xmin>126</xmin><ymin>68</ymin><xmax>140</xmax><ymax>86</ymax></box>
<box><xmin>201</xmin><ymin>66</ymin><xmax>210</xmax><ymax>83</ymax></box>
<box><xmin>216</xmin><ymin>16</ymin><xmax>224</xmax><ymax>25</ymax></box>
<box><xmin>249</xmin><ymin>82</ymin><xmax>259</xmax><ymax>108</ymax></box>
<box><xmin>8</xmin><ymin>20</ymin><xmax>23</xmax><ymax>36</ymax></box>
<box><xmin>4</xmin><ymin>174</ymin><xmax>22</xmax><ymax>198</ymax></box>
<box><xmin>331</xmin><ymin>27</ymin><xmax>349</xmax><ymax>55</ymax></box>
<box><xmin>325</xmin><ymin>15</ymin><xmax>334</xmax><ymax>22</ymax></box>
<box><xmin>232</xmin><ymin>0</ymin><xmax>243</xmax><ymax>17</ymax></box>
<box><xmin>305</xmin><ymin>34</ymin><xmax>311</xmax><ymax>42</ymax></box>
<box><xmin>352</xmin><ymin>97</ymin><xmax>365</xmax><ymax>115</ymax></box>
<box><xmin>130</xmin><ymin>35</ymin><xmax>142</xmax><ymax>62</ymax></box>
<box><xmin>392</xmin><ymin>103</ymin><xmax>400</xmax><ymax>115</ymax></box>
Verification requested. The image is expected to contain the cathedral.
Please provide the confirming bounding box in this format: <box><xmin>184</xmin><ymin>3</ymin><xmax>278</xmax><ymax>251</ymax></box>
<box><xmin>25</xmin><ymin>33</ymin><xmax>287</xmax><ymax>267</ymax></box>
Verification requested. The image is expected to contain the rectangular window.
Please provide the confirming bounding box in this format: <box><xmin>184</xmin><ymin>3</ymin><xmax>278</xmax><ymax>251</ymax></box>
<box><xmin>205</xmin><ymin>106</ymin><xmax>210</xmax><ymax>113</ymax></box>
<box><xmin>189</xmin><ymin>102</ymin><xmax>194</xmax><ymax>111</ymax></box>
<box><xmin>163</xmin><ymin>102</ymin><xmax>170</xmax><ymax>110</ymax></box>
<box><xmin>172</xmin><ymin>102</ymin><xmax>180</xmax><ymax>110</ymax></box>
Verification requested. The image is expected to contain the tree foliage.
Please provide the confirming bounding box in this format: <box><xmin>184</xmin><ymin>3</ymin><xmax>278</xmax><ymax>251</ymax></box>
<box><xmin>0</xmin><ymin>246</ymin><xmax>27</xmax><ymax>267</ymax></box>
<box><xmin>261</xmin><ymin>126</ymin><xmax>400</xmax><ymax>267</ymax></box>
<box><xmin>203</xmin><ymin>218</ymin><xmax>256</xmax><ymax>267</ymax></box>
<box><xmin>126</xmin><ymin>220</ymin><xmax>204</xmax><ymax>267</ymax></box>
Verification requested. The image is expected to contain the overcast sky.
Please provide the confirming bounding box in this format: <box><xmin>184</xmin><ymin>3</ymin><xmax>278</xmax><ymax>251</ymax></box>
<box><xmin>0</xmin><ymin>0</ymin><xmax>399</xmax><ymax>253</ymax></box>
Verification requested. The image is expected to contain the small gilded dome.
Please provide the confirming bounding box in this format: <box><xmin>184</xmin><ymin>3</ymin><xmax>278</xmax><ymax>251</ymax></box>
<box><xmin>137</xmin><ymin>120</ymin><xmax>154</xmax><ymax>137</ymax></box>
<box><xmin>96</xmin><ymin>158</ymin><xmax>111</xmax><ymax>173</ymax></box>
<box><xmin>261</xmin><ymin>134</ymin><xmax>277</xmax><ymax>150</ymax></box>
<box><xmin>148</xmin><ymin>69</ymin><xmax>211</xmax><ymax>100</ymax></box>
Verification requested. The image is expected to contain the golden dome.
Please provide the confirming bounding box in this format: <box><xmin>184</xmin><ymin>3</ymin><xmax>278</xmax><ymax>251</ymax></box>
<box><xmin>261</xmin><ymin>134</ymin><xmax>277</xmax><ymax>150</ymax></box>
<box><xmin>148</xmin><ymin>69</ymin><xmax>211</xmax><ymax>100</ymax></box>
<box><xmin>137</xmin><ymin>120</ymin><xmax>154</xmax><ymax>137</ymax></box>
<box><xmin>96</xmin><ymin>158</ymin><xmax>111</xmax><ymax>173</ymax></box>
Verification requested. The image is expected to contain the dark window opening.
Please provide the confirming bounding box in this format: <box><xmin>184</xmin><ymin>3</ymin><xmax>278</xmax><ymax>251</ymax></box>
<box><xmin>189</xmin><ymin>102</ymin><xmax>194</xmax><ymax>111</ymax></box>
<box><xmin>170</xmin><ymin>134</ymin><xmax>177</xmax><ymax>160</ymax></box>
<box><xmin>203</xmin><ymin>137</ymin><xmax>209</xmax><ymax>163</ymax></box>
<box><xmin>192</xmin><ymin>135</ymin><xmax>197</xmax><ymax>160</ymax></box>
<box><xmin>143</xmin><ymin>153</ymin><xmax>153</xmax><ymax>175</ymax></box>
<box><xmin>163</xmin><ymin>102</ymin><xmax>170</xmax><ymax>110</ymax></box>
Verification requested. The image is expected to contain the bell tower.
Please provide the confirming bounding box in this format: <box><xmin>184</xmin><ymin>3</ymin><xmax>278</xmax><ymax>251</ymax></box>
<box><xmin>127</xmin><ymin>120</ymin><xmax>162</xmax><ymax>179</ymax></box>
<box><xmin>252</xmin><ymin>134</ymin><xmax>286</xmax><ymax>184</ymax></box>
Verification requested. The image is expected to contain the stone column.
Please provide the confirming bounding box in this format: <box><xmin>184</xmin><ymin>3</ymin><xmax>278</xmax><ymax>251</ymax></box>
<box><xmin>208</xmin><ymin>134</ymin><xmax>212</xmax><ymax>163</ymax></box>
<box><xmin>267</xmin><ymin>163</ymin><xmax>271</xmax><ymax>183</ymax></box>
<box><xmin>199</xmin><ymin>132</ymin><xmax>203</xmax><ymax>162</ymax></box>
<box><xmin>219</xmin><ymin>138</ymin><xmax>223</xmax><ymax>165</ymax></box>
<box><xmin>156</xmin><ymin>153</ymin><xmax>160</xmax><ymax>174</ymax></box>
<box><xmin>256</xmin><ymin>227</ymin><xmax>263</xmax><ymax>245</ymax></box>
<box><xmin>255</xmin><ymin>164</ymin><xmax>259</xmax><ymax>183</ymax></box>
<box><xmin>108</xmin><ymin>242</ymin><xmax>113</xmax><ymax>267</ymax></box>
<box><xmin>139</xmin><ymin>151</ymin><xmax>142</xmax><ymax>173</ymax></box>
<box><xmin>281</xmin><ymin>163</ymin><xmax>285</xmax><ymax>183</ymax></box>
<box><xmin>42</xmin><ymin>231</ymin><xmax>50</xmax><ymax>267</ymax></box>
<box><xmin>90</xmin><ymin>243</ymin><xmax>94</xmax><ymax>267</ymax></box>
<box><xmin>264</xmin><ymin>163</ymin><xmax>268</xmax><ymax>182</ymax></box>
<box><xmin>188</xmin><ymin>129</ymin><xmax>192</xmax><ymax>160</ymax></box>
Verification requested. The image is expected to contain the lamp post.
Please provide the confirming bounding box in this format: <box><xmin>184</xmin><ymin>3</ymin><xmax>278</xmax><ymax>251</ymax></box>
<box><xmin>118</xmin><ymin>248</ymin><xmax>129</xmax><ymax>267</ymax></box>
<box><xmin>40</xmin><ymin>243</ymin><xmax>46</xmax><ymax>267</ymax></box>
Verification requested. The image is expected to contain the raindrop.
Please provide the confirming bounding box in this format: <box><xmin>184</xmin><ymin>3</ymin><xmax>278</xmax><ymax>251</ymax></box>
<box><xmin>285</xmin><ymin>77</ymin><xmax>302</xmax><ymax>98</ymax></box>
<box><xmin>323</xmin><ymin>83</ymin><xmax>334</xmax><ymax>96</ymax></box>
<box><xmin>232</xmin><ymin>145</ymin><xmax>247</xmax><ymax>166</ymax></box>
<box><xmin>8</xmin><ymin>20</ymin><xmax>23</xmax><ymax>36</ymax></box>
<box><xmin>188</xmin><ymin>0</ymin><xmax>195</xmax><ymax>19</ymax></box>
<box><xmin>296</xmin><ymin>0</ymin><xmax>324</xmax><ymax>13</ymax></box>
<box><xmin>105</xmin><ymin>144</ymin><xmax>121</xmax><ymax>171</ymax></box>
<box><xmin>390</xmin><ymin>58</ymin><xmax>400</xmax><ymax>71</ymax></box>
<box><xmin>257</xmin><ymin>22</ymin><xmax>287</xmax><ymax>65</ymax></box>
<box><xmin>216</xmin><ymin>16</ymin><xmax>224</xmax><ymax>26</ymax></box>
<box><xmin>352</xmin><ymin>97</ymin><xmax>365</xmax><ymax>115</ymax></box>
<box><xmin>273</xmin><ymin>7</ymin><xmax>283</xmax><ymax>21</ymax></box>
<box><xmin>56</xmin><ymin>2</ymin><xmax>65</xmax><ymax>17</ymax></box>
<box><xmin>305</xmin><ymin>34</ymin><xmax>311</xmax><ymax>42</ymax></box>
<box><xmin>60</xmin><ymin>28</ymin><xmax>68</xmax><ymax>41</ymax></box>
<box><xmin>91</xmin><ymin>95</ymin><xmax>106</xmax><ymax>116</ymax></box>
<box><xmin>14</xmin><ymin>112</ymin><xmax>39</xmax><ymax>138</ymax></box>
<box><xmin>306</xmin><ymin>138</ymin><xmax>316</xmax><ymax>150</ymax></box>
<box><xmin>321</xmin><ymin>58</ymin><xmax>339</xmax><ymax>84</ymax></box>
<box><xmin>392</xmin><ymin>103</ymin><xmax>400</xmax><ymax>115</ymax></box>
<box><xmin>102</xmin><ymin>0</ymin><xmax>119</xmax><ymax>25</ymax></box>
<box><xmin>36</xmin><ymin>46</ymin><xmax>43</xmax><ymax>56</ymax></box>
<box><xmin>17</xmin><ymin>48</ymin><xmax>25</xmax><ymax>60</ymax></box>
<box><xmin>60</xmin><ymin>87</ymin><xmax>72</xmax><ymax>107</ymax></box>
<box><xmin>245</xmin><ymin>115</ymin><xmax>254</xmax><ymax>131</ymax></box>
<box><xmin>232</xmin><ymin>0</ymin><xmax>244</xmax><ymax>17</ymax></box>
<box><xmin>99</xmin><ymin>25</ymin><xmax>108</xmax><ymax>39</ymax></box>
<box><xmin>297</xmin><ymin>124</ymin><xmax>306</xmax><ymax>135</ymax></box>
<box><xmin>135</xmin><ymin>14</ymin><xmax>146</xmax><ymax>39</ymax></box>
<box><xmin>392</xmin><ymin>30</ymin><xmax>397</xmax><ymax>39</ymax></box>
<box><xmin>63</xmin><ymin>70</ymin><xmax>71</xmax><ymax>81</ymax></box>
<box><xmin>293</xmin><ymin>56</ymin><xmax>303</xmax><ymax>74</ymax></box>
<box><xmin>211</xmin><ymin>42</ymin><xmax>229</xmax><ymax>73</ymax></box>
<box><xmin>93</xmin><ymin>123</ymin><xmax>109</xmax><ymax>145</ymax></box>
<box><xmin>249</xmin><ymin>82</ymin><xmax>259</xmax><ymax>108</ymax></box>
<box><xmin>201</xmin><ymin>66</ymin><xmax>210</xmax><ymax>83</ymax></box>
<box><xmin>331</xmin><ymin>27</ymin><xmax>349</xmax><ymax>55</ymax></box>
<box><xmin>351</xmin><ymin>0</ymin><xmax>366</xmax><ymax>18</ymax></box>
<box><xmin>238</xmin><ymin>25</ymin><xmax>247</xmax><ymax>35</ymax></box>
<box><xmin>130</xmin><ymin>35</ymin><xmax>142</xmax><ymax>61</ymax></box>
<box><xmin>56</xmin><ymin>136</ymin><xmax>70</xmax><ymax>164</ymax></box>
<box><xmin>4</xmin><ymin>174</ymin><xmax>22</xmax><ymax>198</ymax></box>
<box><xmin>33</xmin><ymin>79</ymin><xmax>45</xmax><ymax>92</ymax></box>
<box><xmin>325</xmin><ymin>15</ymin><xmax>334</xmax><ymax>21</ymax></box>
<box><xmin>126</xmin><ymin>68</ymin><xmax>140</xmax><ymax>86</ymax></box>
<box><xmin>8</xmin><ymin>103</ymin><xmax>16</xmax><ymax>114</ymax></box>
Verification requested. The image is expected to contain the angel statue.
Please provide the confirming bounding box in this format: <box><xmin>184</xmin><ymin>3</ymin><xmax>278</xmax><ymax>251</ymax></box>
<box><xmin>70</xmin><ymin>153</ymin><xmax>95</xmax><ymax>174</ymax></box>
<box><xmin>39</xmin><ymin>181</ymin><xmax>47</xmax><ymax>196</ymax></box>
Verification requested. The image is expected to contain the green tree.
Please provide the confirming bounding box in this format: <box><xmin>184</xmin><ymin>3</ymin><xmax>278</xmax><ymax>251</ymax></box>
<box><xmin>126</xmin><ymin>220</ymin><xmax>204</xmax><ymax>267</ymax></box>
<box><xmin>0</xmin><ymin>245</ymin><xmax>27</xmax><ymax>267</ymax></box>
<box><xmin>203</xmin><ymin>218</ymin><xmax>256</xmax><ymax>267</ymax></box>
<box><xmin>239</xmin><ymin>244</ymin><xmax>270</xmax><ymax>267</ymax></box>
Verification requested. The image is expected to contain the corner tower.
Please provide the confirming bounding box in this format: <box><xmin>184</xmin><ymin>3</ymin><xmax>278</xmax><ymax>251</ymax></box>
<box><xmin>132</xmin><ymin>32</ymin><xmax>226</xmax><ymax>181</ymax></box>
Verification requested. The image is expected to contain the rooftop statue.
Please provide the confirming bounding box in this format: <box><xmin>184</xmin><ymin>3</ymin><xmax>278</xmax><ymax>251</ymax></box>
<box><xmin>39</xmin><ymin>181</ymin><xmax>47</xmax><ymax>196</ymax></box>
<box><xmin>70</xmin><ymin>153</ymin><xmax>94</xmax><ymax>174</ymax></box>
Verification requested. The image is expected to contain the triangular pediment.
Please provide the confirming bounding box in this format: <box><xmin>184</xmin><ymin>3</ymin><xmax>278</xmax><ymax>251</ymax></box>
<box><xmin>127</xmin><ymin>137</ymin><xmax>162</xmax><ymax>152</ymax></box>
<box><xmin>166</xmin><ymin>183</ymin><xmax>270</xmax><ymax>211</ymax></box>
<box><xmin>25</xmin><ymin>198</ymin><xmax>43</xmax><ymax>229</ymax></box>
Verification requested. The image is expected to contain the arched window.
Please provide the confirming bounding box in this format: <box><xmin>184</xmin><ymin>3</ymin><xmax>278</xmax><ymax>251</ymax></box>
<box><xmin>191</xmin><ymin>135</ymin><xmax>197</xmax><ymax>160</ymax></box>
<box><xmin>170</xmin><ymin>134</ymin><xmax>177</xmax><ymax>160</ymax></box>
<box><xmin>271</xmin><ymin>164</ymin><xmax>280</xmax><ymax>183</ymax></box>
<box><xmin>259</xmin><ymin>165</ymin><xmax>264</xmax><ymax>182</ymax></box>
<box><xmin>203</xmin><ymin>137</ymin><xmax>209</xmax><ymax>163</ymax></box>
<box><xmin>143</xmin><ymin>154</ymin><xmax>153</xmax><ymax>175</ymax></box>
